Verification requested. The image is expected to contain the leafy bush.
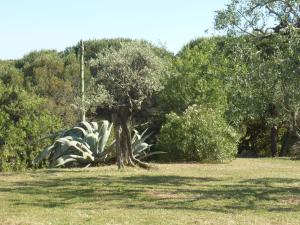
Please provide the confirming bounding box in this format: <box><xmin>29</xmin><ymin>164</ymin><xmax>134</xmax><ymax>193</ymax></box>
<box><xmin>0</xmin><ymin>84</ymin><xmax>62</xmax><ymax>171</ymax></box>
<box><xmin>158</xmin><ymin>105</ymin><xmax>239</xmax><ymax>162</ymax></box>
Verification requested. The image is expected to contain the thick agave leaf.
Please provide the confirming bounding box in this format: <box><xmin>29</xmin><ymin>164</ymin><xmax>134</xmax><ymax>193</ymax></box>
<box><xmin>131</xmin><ymin>128</ymin><xmax>163</xmax><ymax>161</ymax></box>
<box><xmin>79</xmin><ymin>142</ymin><xmax>94</xmax><ymax>155</ymax></box>
<box><xmin>132</xmin><ymin>129</ymin><xmax>152</xmax><ymax>151</ymax></box>
<box><xmin>97</xmin><ymin>140</ymin><xmax>115</xmax><ymax>158</ymax></box>
<box><xmin>33</xmin><ymin>143</ymin><xmax>55</xmax><ymax>165</ymax></box>
<box><xmin>140</xmin><ymin>131</ymin><xmax>152</xmax><ymax>144</ymax></box>
<box><xmin>133</xmin><ymin>142</ymin><xmax>150</xmax><ymax>154</ymax></box>
<box><xmin>33</xmin><ymin>136</ymin><xmax>77</xmax><ymax>165</ymax></box>
<box><xmin>131</xmin><ymin>130</ymin><xmax>141</xmax><ymax>144</ymax></box>
<box><xmin>52</xmin><ymin>150</ymin><xmax>94</xmax><ymax>168</ymax></box>
<box><xmin>64</xmin><ymin>141</ymin><xmax>93</xmax><ymax>158</ymax></box>
<box><xmin>139</xmin><ymin>128</ymin><xmax>149</xmax><ymax>139</ymax></box>
<box><xmin>75</xmin><ymin>144</ymin><xmax>95</xmax><ymax>161</ymax></box>
<box><xmin>49</xmin><ymin>138</ymin><xmax>77</xmax><ymax>161</ymax></box>
<box><xmin>91</xmin><ymin>122</ymin><xmax>98</xmax><ymax>131</ymax></box>
<box><xmin>54</xmin><ymin>156</ymin><xmax>77</xmax><ymax>167</ymax></box>
<box><xmin>85</xmin><ymin>132</ymin><xmax>99</xmax><ymax>154</ymax></box>
<box><xmin>68</xmin><ymin>154</ymin><xmax>93</xmax><ymax>161</ymax></box>
<box><xmin>49</xmin><ymin>139</ymin><xmax>92</xmax><ymax>162</ymax></box>
<box><xmin>98</xmin><ymin>120</ymin><xmax>113</xmax><ymax>154</ymax></box>
<box><xmin>64</xmin><ymin>127</ymin><xmax>87</xmax><ymax>140</ymax></box>
<box><xmin>79</xmin><ymin>121</ymin><xmax>94</xmax><ymax>133</ymax></box>
<box><xmin>132</xmin><ymin>128</ymin><xmax>149</xmax><ymax>141</ymax></box>
<box><xmin>54</xmin><ymin>152</ymin><xmax>94</xmax><ymax>167</ymax></box>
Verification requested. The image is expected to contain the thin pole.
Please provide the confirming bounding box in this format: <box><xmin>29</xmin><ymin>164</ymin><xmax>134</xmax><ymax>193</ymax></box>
<box><xmin>80</xmin><ymin>40</ymin><xmax>86</xmax><ymax>122</ymax></box>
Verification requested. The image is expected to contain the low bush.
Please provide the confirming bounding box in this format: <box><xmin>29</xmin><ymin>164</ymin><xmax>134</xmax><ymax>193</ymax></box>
<box><xmin>158</xmin><ymin>105</ymin><xmax>239</xmax><ymax>162</ymax></box>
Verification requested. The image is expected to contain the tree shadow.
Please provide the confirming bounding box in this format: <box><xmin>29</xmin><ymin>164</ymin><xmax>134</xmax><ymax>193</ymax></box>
<box><xmin>120</xmin><ymin>175</ymin><xmax>220</xmax><ymax>186</ymax></box>
<box><xmin>1</xmin><ymin>174</ymin><xmax>299</xmax><ymax>214</ymax></box>
<box><xmin>241</xmin><ymin>178</ymin><xmax>300</xmax><ymax>186</ymax></box>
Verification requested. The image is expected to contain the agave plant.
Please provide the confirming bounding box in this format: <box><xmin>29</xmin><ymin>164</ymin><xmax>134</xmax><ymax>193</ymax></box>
<box><xmin>34</xmin><ymin>121</ymin><xmax>162</xmax><ymax>168</ymax></box>
<box><xmin>33</xmin><ymin>120</ymin><xmax>113</xmax><ymax>168</ymax></box>
<box><xmin>132</xmin><ymin>129</ymin><xmax>165</xmax><ymax>160</ymax></box>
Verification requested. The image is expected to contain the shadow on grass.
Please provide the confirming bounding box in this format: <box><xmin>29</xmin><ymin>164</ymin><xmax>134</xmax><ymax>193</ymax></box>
<box><xmin>0</xmin><ymin>174</ymin><xmax>299</xmax><ymax>213</ymax></box>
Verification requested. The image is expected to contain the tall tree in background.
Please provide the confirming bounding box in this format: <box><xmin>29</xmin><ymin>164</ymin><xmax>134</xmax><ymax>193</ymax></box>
<box><xmin>90</xmin><ymin>41</ymin><xmax>169</xmax><ymax>168</ymax></box>
<box><xmin>0</xmin><ymin>61</ymin><xmax>24</xmax><ymax>87</ymax></box>
<box><xmin>215</xmin><ymin>0</ymin><xmax>300</xmax><ymax>36</ymax></box>
<box><xmin>16</xmin><ymin>50</ymin><xmax>79</xmax><ymax>126</ymax></box>
<box><xmin>215</xmin><ymin>0</ymin><xmax>300</xmax><ymax>156</ymax></box>
<box><xmin>161</xmin><ymin>37</ymin><xmax>229</xmax><ymax>115</ymax></box>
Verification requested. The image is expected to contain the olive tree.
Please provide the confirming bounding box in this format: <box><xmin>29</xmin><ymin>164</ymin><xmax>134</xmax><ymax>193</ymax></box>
<box><xmin>215</xmin><ymin>0</ymin><xmax>300</xmax><ymax>36</ymax></box>
<box><xmin>90</xmin><ymin>41</ymin><xmax>169</xmax><ymax>168</ymax></box>
<box><xmin>215</xmin><ymin>0</ymin><xmax>300</xmax><ymax>156</ymax></box>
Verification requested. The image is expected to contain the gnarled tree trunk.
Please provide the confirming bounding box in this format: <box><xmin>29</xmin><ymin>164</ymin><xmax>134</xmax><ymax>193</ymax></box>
<box><xmin>113</xmin><ymin>107</ymin><xmax>149</xmax><ymax>169</ymax></box>
<box><xmin>113</xmin><ymin>113</ymin><xmax>123</xmax><ymax>169</ymax></box>
<box><xmin>120</xmin><ymin>117</ymin><xmax>149</xmax><ymax>169</ymax></box>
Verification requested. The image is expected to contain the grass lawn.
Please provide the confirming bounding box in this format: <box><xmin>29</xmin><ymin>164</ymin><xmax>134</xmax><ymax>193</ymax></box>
<box><xmin>0</xmin><ymin>158</ymin><xmax>300</xmax><ymax>225</ymax></box>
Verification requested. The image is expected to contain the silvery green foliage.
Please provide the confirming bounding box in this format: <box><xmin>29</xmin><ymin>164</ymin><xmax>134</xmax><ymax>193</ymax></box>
<box><xmin>72</xmin><ymin>79</ymin><xmax>114</xmax><ymax>113</ymax></box>
<box><xmin>98</xmin><ymin>120</ymin><xmax>113</xmax><ymax>154</ymax></box>
<box><xmin>215</xmin><ymin>0</ymin><xmax>300</xmax><ymax>37</ymax></box>
<box><xmin>132</xmin><ymin>129</ymin><xmax>165</xmax><ymax>160</ymax></box>
<box><xmin>89</xmin><ymin>41</ymin><xmax>167</xmax><ymax>110</ymax></box>
<box><xmin>33</xmin><ymin>120</ymin><xmax>112</xmax><ymax>168</ymax></box>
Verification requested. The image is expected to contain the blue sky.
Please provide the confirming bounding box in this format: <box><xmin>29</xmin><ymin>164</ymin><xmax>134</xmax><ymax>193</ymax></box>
<box><xmin>0</xmin><ymin>0</ymin><xmax>229</xmax><ymax>59</ymax></box>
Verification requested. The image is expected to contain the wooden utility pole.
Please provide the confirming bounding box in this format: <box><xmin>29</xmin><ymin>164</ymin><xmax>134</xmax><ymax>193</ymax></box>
<box><xmin>80</xmin><ymin>40</ymin><xmax>86</xmax><ymax>122</ymax></box>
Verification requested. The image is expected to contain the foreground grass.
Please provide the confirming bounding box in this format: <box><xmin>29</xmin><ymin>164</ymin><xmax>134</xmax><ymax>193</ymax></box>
<box><xmin>0</xmin><ymin>158</ymin><xmax>300</xmax><ymax>225</ymax></box>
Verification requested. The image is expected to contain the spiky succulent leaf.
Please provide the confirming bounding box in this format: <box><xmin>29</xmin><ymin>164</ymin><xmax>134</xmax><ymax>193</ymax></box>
<box><xmin>79</xmin><ymin>121</ymin><xmax>94</xmax><ymax>133</ymax></box>
<box><xmin>133</xmin><ymin>143</ymin><xmax>150</xmax><ymax>154</ymax></box>
<box><xmin>64</xmin><ymin>127</ymin><xmax>87</xmax><ymax>140</ymax></box>
<box><xmin>54</xmin><ymin>156</ymin><xmax>77</xmax><ymax>167</ymax></box>
<box><xmin>98</xmin><ymin>120</ymin><xmax>113</xmax><ymax>154</ymax></box>
<box><xmin>131</xmin><ymin>129</ymin><xmax>165</xmax><ymax>160</ymax></box>
<box><xmin>131</xmin><ymin>130</ymin><xmax>140</xmax><ymax>144</ymax></box>
<box><xmin>85</xmin><ymin>132</ymin><xmax>99</xmax><ymax>154</ymax></box>
<box><xmin>33</xmin><ymin>144</ymin><xmax>55</xmax><ymax>165</ymax></box>
<box><xmin>132</xmin><ymin>129</ymin><xmax>151</xmax><ymax>152</ymax></box>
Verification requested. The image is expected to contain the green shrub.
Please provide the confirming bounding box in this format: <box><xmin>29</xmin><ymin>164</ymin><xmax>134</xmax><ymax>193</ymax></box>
<box><xmin>0</xmin><ymin>84</ymin><xmax>62</xmax><ymax>171</ymax></box>
<box><xmin>158</xmin><ymin>105</ymin><xmax>239</xmax><ymax>162</ymax></box>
